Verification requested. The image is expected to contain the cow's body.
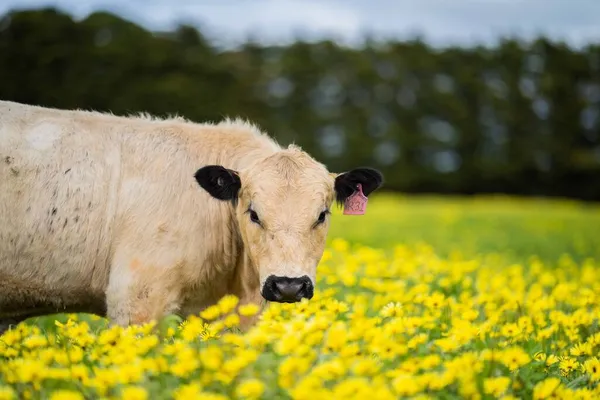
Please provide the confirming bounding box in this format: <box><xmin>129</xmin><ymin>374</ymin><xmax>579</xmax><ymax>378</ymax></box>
<box><xmin>0</xmin><ymin>100</ymin><xmax>383</xmax><ymax>333</ymax></box>
<box><xmin>0</xmin><ymin>100</ymin><xmax>279</xmax><ymax>327</ymax></box>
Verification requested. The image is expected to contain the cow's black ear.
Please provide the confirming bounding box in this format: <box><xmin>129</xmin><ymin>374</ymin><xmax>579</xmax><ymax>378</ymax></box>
<box><xmin>195</xmin><ymin>165</ymin><xmax>241</xmax><ymax>204</ymax></box>
<box><xmin>334</xmin><ymin>167</ymin><xmax>383</xmax><ymax>206</ymax></box>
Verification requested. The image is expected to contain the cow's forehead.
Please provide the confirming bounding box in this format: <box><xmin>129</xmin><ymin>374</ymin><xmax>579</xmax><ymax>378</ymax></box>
<box><xmin>241</xmin><ymin>150</ymin><xmax>334</xmax><ymax>202</ymax></box>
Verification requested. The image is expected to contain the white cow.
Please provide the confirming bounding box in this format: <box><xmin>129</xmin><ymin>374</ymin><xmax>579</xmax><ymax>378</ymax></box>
<box><xmin>0</xmin><ymin>100</ymin><xmax>383</xmax><ymax>332</ymax></box>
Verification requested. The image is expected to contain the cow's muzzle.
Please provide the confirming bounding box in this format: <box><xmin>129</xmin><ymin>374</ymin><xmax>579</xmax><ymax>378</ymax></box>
<box><xmin>261</xmin><ymin>275</ymin><xmax>313</xmax><ymax>303</ymax></box>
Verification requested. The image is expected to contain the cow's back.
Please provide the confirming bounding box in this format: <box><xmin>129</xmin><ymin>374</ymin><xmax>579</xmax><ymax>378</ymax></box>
<box><xmin>0</xmin><ymin>101</ymin><xmax>119</xmax><ymax>318</ymax></box>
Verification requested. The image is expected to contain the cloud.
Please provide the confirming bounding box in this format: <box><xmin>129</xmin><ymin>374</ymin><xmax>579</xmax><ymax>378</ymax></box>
<box><xmin>1</xmin><ymin>0</ymin><xmax>599</xmax><ymax>48</ymax></box>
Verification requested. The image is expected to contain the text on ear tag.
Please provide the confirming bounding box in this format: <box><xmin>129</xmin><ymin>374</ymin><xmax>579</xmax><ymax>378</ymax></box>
<box><xmin>343</xmin><ymin>183</ymin><xmax>368</xmax><ymax>215</ymax></box>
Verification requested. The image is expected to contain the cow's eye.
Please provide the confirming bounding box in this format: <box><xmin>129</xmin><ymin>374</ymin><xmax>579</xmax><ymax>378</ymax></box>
<box><xmin>249</xmin><ymin>210</ymin><xmax>261</xmax><ymax>225</ymax></box>
<box><xmin>315</xmin><ymin>210</ymin><xmax>329</xmax><ymax>226</ymax></box>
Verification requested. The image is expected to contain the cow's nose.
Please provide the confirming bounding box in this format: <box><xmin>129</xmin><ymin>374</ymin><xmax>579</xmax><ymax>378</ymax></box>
<box><xmin>262</xmin><ymin>275</ymin><xmax>313</xmax><ymax>303</ymax></box>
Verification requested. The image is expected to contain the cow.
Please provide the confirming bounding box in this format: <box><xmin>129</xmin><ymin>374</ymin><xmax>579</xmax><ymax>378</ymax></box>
<box><xmin>0</xmin><ymin>100</ymin><xmax>383</xmax><ymax>334</ymax></box>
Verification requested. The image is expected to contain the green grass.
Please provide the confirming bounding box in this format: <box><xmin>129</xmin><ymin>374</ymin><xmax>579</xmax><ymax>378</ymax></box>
<box><xmin>328</xmin><ymin>193</ymin><xmax>600</xmax><ymax>264</ymax></box>
<box><xmin>5</xmin><ymin>194</ymin><xmax>600</xmax><ymax>399</ymax></box>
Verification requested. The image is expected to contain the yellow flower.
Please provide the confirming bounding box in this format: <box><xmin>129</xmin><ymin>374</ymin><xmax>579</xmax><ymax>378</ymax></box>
<box><xmin>546</xmin><ymin>354</ymin><xmax>560</xmax><ymax>366</ymax></box>
<box><xmin>179</xmin><ymin>317</ymin><xmax>219</xmax><ymax>342</ymax></box>
<box><xmin>239</xmin><ymin>303</ymin><xmax>261</xmax><ymax>316</ymax></box>
<box><xmin>126</xmin><ymin>357</ymin><xmax>148</xmax><ymax>378</ymax></box>
<box><xmin>424</xmin><ymin>292</ymin><xmax>447</xmax><ymax>309</ymax></box>
<box><xmin>195</xmin><ymin>393</ymin><xmax>228</xmax><ymax>400</ymax></box>
<box><xmin>484</xmin><ymin>376</ymin><xmax>511</xmax><ymax>397</ymax></box>
<box><xmin>572</xmin><ymin>388</ymin><xmax>596</xmax><ymax>400</ymax></box>
<box><xmin>331</xmin><ymin>377</ymin><xmax>372</xmax><ymax>398</ymax></box>
<box><xmin>199</xmin><ymin>346</ymin><xmax>223</xmax><ymax>370</ymax></box>
<box><xmin>325</xmin><ymin>299</ymin><xmax>349</xmax><ymax>313</ymax></box>
<box><xmin>588</xmin><ymin>332</ymin><xmax>600</xmax><ymax>346</ymax></box>
<box><xmin>202</xmin><ymin>322</ymin><xmax>223</xmax><ymax>340</ymax></box>
<box><xmin>200</xmin><ymin>305</ymin><xmax>222</xmax><ymax>321</ymax></box>
<box><xmin>0</xmin><ymin>386</ymin><xmax>16</xmax><ymax>400</ymax></box>
<box><xmin>218</xmin><ymin>294</ymin><xmax>240</xmax><ymax>314</ymax></box>
<box><xmin>407</xmin><ymin>333</ymin><xmax>429</xmax><ymax>350</ymax></box>
<box><xmin>274</xmin><ymin>333</ymin><xmax>302</xmax><ymax>356</ymax></box>
<box><xmin>312</xmin><ymin>359</ymin><xmax>347</xmax><ymax>381</ymax></box>
<box><xmin>221</xmin><ymin>333</ymin><xmax>244</xmax><ymax>347</ymax></box>
<box><xmin>584</xmin><ymin>357</ymin><xmax>600</xmax><ymax>382</ymax></box>
<box><xmin>49</xmin><ymin>390</ymin><xmax>84</xmax><ymax>400</ymax></box>
<box><xmin>278</xmin><ymin>356</ymin><xmax>311</xmax><ymax>386</ymax></box>
<box><xmin>98</xmin><ymin>326</ymin><xmax>122</xmax><ymax>346</ymax></box>
<box><xmin>1</xmin><ymin>220</ymin><xmax>600</xmax><ymax>400</ymax></box>
<box><xmin>392</xmin><ymin>374</ymin><xmax>422</xmax><ymax>396</ymax></box>
<box><xmin>235</xmin><ymin>379</ymin><xmax>265</xmax><ymax>399</ymax></box>
<box><xmin>323</xmin><ymin>322</ymin><xmax>349</xmax><ymax>352</ymax></box>
<box><xmin>419</xmin><ymin>354</ymin><xmax>441</xmax><ymax>370</ymax></box>
<box><xmin>173</xmin><ymin>383</ymin><xmax>202</xmax><ymax>400</ymax></box>
<box><xmin>54</xmin><ymin>319</ymin><xmax>76</xmax><ymax>329</ymax></box>
<box><xmin>435</xmin><ymin>337</ymin><xmax>461</xmax><ymax>352</ymax></box>
<box><xmin>499</xmin><ymin>347</ymin><xmax>531</xmax><ymax>371</ymax></box>
<box><xmin>120</xmin><ymin>386</ymin><xmax>148</xmax><ymax>400</ymax></box>
<box><xmin>533</xmin><ymin>377</ymin><xmax>562</xmax><ymax>400</ymax></box>
<box><xmin>171</xmin><ymin>347</ymin><xmax>200</xmax><ymax>378</ymax></box>
<box><xmin>351</xmin><ymin>357</ymin><xmax>381</xmax><ymax>376</ymax></box>
<box><xmin>22</xmin><ymin>335</ymin><xmax>48</xmax><ymax>349</ymax></box>
<box><xmin>458</xmin><ymin>377</ymin><xmax>480</xmax><ymax>399</ymax></box>
<box><xmin>223</xmin><ymin>313</ymin><xmax>240</xmax><ymax>328</ymax></box>
<box><xmin>570</xmin><ymin>342</ymin><xmax>592</xmax><ymax>357</ymax></box>
<box><xmin>68</xmin><ymin>346</ymin><xmax>84</xmax><ymax>363</ymax></box>
<box><xmin>0</xmin><ymin>329</ymin><xmax>21</xmax><ymax>346</ymax></box>
<box><xmin>559</xmin><ymin>357</ymin><xmax>579</xmax><ymax>376</ymax></box>
<box><xmin>501</xmin><ymin>323</ymin><xmax>521</xmax><ymax>338</ymax></box>
<box><xmin>245</xmin><ymin>328</ymin><xmax>271</xmax><ymax>350</ymax></box>
<box><xmin>380</xmin><ymin>302</ymin><xmax>403</xmax><ymax>318</ymax></box>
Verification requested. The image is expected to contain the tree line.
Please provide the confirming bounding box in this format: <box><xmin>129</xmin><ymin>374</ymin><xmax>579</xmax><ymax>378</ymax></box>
<box><xmin>1</xmin><ymin>8</ymin><xmax>599</xmax><ymax>200</ymax></box>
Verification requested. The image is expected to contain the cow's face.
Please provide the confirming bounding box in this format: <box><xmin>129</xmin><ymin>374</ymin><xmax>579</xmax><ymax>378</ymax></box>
<box><xmin>195</xmin><ymin>146</ymin><xmax>383</xmax><ymax>303</ymax></box>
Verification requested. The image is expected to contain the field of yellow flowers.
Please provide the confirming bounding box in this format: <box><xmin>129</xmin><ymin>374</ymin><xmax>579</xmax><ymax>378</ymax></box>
<box><xmin>2</xmin><ymin>194</ymin><xmax>600</xmax><ymax>400</ymax></box>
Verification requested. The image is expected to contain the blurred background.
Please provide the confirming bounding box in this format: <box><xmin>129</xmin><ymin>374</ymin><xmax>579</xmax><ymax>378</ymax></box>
<box><xmin>1</xmin><ymin>0</ymin><xmax>600</xmax><ymax>201</ymax></box>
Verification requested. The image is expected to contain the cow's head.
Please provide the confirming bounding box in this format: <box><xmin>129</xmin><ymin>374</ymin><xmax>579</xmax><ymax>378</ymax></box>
<box><xmin>194</xmin><ymin>145</ymin><xmax>383</xmax><ymax>303</ymax></box>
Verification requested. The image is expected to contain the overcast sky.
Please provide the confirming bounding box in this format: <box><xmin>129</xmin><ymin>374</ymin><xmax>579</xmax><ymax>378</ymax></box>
<box><xmin>1</xmin><ymin>0</ymin><xmax>600</xmax><ymax>49</ymax></box>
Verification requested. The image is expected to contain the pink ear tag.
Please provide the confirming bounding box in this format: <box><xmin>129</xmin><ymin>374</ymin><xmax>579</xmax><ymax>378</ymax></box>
<box><xmin>343</xmin><ymin>183</ymin><xmax>368</xmax><ymax>215</ymax></box>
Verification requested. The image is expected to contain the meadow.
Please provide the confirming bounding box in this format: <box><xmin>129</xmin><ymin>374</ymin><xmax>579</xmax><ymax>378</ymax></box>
<box><xmin>1</xmin><ymin>194</ymin><xmax>600</xmax><ymax>400</ymax></box>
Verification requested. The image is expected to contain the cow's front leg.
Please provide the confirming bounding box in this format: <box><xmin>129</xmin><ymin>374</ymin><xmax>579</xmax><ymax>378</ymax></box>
<box><xmin>105</xmin><ymin>258</ymin><xmax>181</xmax><ymax>327</ymax></box>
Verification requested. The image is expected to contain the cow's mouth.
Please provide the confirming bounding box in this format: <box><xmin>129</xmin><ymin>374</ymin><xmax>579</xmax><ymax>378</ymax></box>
<box><xmin>261</xmin><ymin>275</ymin><xmax>314</xmax><ymax>303</ymax></box>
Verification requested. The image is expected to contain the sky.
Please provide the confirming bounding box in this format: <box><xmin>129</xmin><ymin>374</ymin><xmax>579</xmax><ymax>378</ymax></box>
<box><xmin>1</xmin><ymin>0</ymin><xmax>600</xmax><ymax>49</ymax></box>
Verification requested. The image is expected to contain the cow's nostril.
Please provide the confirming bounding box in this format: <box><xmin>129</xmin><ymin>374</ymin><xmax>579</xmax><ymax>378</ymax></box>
<box><xmin>275</xmin><ymin>281</ymin><xmax>303</xmax><ymax>300</ymax></box>
<box><xmin>298</xmin><ymin>276</ymin><xmax>313</xmax><ymax>299</ymax></box>
<box><xmin>296</xmin><ymin>280</ymin><xmax>307</xmax><ymax>297</ymax></box>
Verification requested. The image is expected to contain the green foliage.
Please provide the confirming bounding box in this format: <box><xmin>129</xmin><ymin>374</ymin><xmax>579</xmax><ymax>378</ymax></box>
<box><xmin>1</xmin><ymin>8</ymin><xmax>600</xmax><ymax>200</ymax></box>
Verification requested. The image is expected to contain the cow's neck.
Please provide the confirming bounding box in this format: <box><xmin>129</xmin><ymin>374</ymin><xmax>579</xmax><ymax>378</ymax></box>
<box><xmin>228</xmin><ymin>239</ymin><xmax>264</xmax><ymax>329</ymax></box>
<box><xmin>186</xmin><ymin>125</ymin><xmax>276</xmax><ymax>325</ymax></box>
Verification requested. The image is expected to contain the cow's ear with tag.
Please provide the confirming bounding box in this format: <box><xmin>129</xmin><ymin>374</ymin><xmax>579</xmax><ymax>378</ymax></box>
<box><xmin>194</xmin><ymin>165</ymin><xmax>241</xmax><ymax>205</ymax></box>
<box><xmin>333</xmin><ymin>167</ymin><xmax>383</xmax><ymax>208</ymax></box>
